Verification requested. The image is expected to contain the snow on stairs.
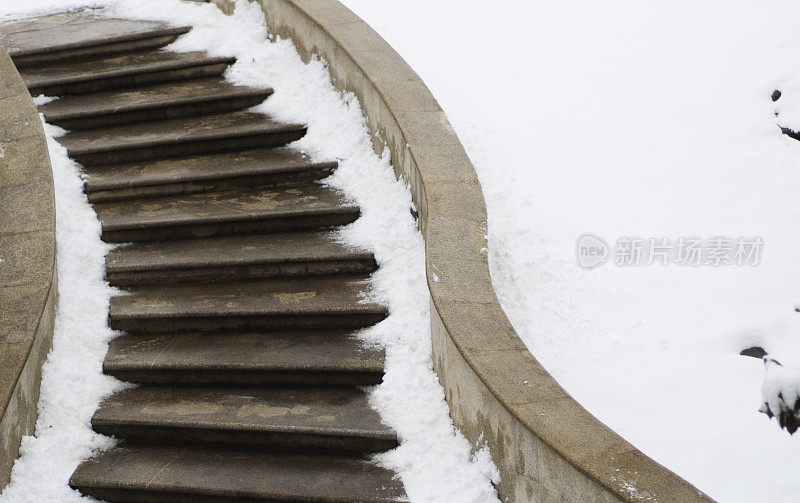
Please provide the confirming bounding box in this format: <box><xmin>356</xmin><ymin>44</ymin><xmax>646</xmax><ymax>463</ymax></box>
<box><xmin>0</xmin><ymin>11</ymin><xmax>407</xmax><ymax>503</ymax></box>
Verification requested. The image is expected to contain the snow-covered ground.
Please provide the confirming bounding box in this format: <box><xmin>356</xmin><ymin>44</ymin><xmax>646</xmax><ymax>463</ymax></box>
<box><xmin>6</xmin><ymin>0</ymin><xmax>800</xmax><ymax>500</ymax></box>
<box><xmin>336</xmin><ymin>1</ymin><xmax>800</xmax><ymax>501</ymax></box>
<box><xmin>0</xmin><ymin>1</ymin><xmax>499</xmax><ymax>502</ymax></box>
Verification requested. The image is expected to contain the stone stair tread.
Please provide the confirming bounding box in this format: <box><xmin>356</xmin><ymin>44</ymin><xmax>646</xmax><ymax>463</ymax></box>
<box><xmin>107</xmin><ymin>231</ymin><xmax>372</xmax><ymax>273</ymax></box>
<box><xmin>0</xmin><ymin>11</ymin><xmax>100</xmax><ymax>36</ymax></box>
<box><xmin>70</xmin><ymin>444</ymin><xmax>407</xmax><ymax>502</ymax></box>
<box><xmin>0</xmin><ymin>13</ymin><xmax>190</xmax><ymax>58</ymax></box>
<box><xmin>92</xmin><ymin>386</ymin><xmax>395</xmax><ymax>442</ymax></box>
<box><xmin>105</xmin><ymin>330</ymin><xmax>384</xmax><ymax>374</ymax></box>
<box><xmin>20</xmin><ymin>50</ymin><xmax>235</xmax><ymax>91</ymax></box>
<box><xmin>110</xmin><ymin>276</ymin><xmax>385</xmax><ymax>320</ymax></box>
<box><xmin>95</xmin><ymin>183</ymin><xmax>356</xmax><ymax>232</ymax></box>
<box><xmin>84</xmin><ymin>147</ymin><xmax>334</xmax><ymax>192</ymax></box>
<box><xmin>39</xmin><ymin>77</ymin><xmax>272</xmax><ymax>123</ymax></box>
<box><xmin>57</xmin><ymin>111</ymin><xmax>304</xmax><ymax>156</ymax></box>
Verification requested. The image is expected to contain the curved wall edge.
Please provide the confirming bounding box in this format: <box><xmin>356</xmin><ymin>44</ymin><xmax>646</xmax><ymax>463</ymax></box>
<box><xmin>226</xmin><ymin>1</ymin><xmax>716</xmax><ymax>501</ymax></box>
<box><xmin>0</xmin><ymin>42</ymin><xmax>57</xmax><ymax>489</ymax></box>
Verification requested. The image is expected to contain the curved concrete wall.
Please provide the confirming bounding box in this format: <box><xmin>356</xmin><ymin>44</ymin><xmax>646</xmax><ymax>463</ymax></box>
<box><xmin>0</xmin><ymin>42</ymin><xmax>57</xmax><ymax>488</ymax></box>
<box><xmin>226</xmin><ymin>1</ymin><xmax>715</xmax><ymax>501</ymax></box>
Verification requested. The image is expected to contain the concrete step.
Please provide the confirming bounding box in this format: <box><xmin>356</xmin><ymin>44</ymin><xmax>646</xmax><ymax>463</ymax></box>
<box><xmin>57</xmin><ymin>111</ymin><xmax>306</xmax><ymax>166</ymax></box>
<box><xmin>70</xmin><ymin>444</ymin><xmax>407</xmax><ymax>503</ymax></box>
<box><xmin>105</xmin><ymin>330</ymin><xmax>385</xmax><ymax>387</ymax></box>
<box><xmin>91</xmin><ymin>386</ymin><xmax>397</xmax><ymax>453</ymax></box>
<box><xmin>94</xmin><ymin>183</ymin><xmax>359</xmax><ymax>242</ymax></box>
<box><xmin>21</xmin><ymin>50</ymin><xmax>235</xmax><ymax>96</ymax></box>
<box><xmin>83</xmin><ymin>148</ymin><xmax>336</xmax><ymax>203</ymax></box>
<box><xmin>15</xmin><ymin>12</ymin><xmax>407</xmax><ymax>501</ymax></box>
<box><xmin>39</xmin><ymin>77</ymin><xmax>273</xmax><ymax>130</ymax></box>
<box><xmin>106</xmin><ymin>231</ymin><xmax>376</xmax><ymax>286</ymax></box>
<box><xmin>0</xmin><ymin>13</ymin><xmax>191</xmax><ymax>67</ymax></box>
<box><xmin>109</xmin><ymin>276</ymin><xmax>387</xmax><ymax>333</ymax></box>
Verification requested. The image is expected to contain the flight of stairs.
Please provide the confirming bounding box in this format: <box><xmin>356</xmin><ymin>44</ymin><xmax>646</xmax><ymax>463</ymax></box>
<box><xmin>1</xmin><ymin>10</ymin><xmax>406</xmax><ymax>503</ymax></box>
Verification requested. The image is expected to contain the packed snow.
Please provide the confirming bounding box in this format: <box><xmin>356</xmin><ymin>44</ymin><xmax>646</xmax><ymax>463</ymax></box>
<box><xmin>759</xmin><ymin>357</ymin><xmax>800</xmax><ymax>434</ymax></box>
<box><xmin>0</xmin><ymin>1</ymin><xmax>499</xmax><ymax>502</ymax></box>
<box><xmin>337</xmin><ymin>1</ymin><xmax>800</xmax><ymax>501</ymax></box>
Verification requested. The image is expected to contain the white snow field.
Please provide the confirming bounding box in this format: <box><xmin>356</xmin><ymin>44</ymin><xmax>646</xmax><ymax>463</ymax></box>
<box><xmin>0</xmin><ymin>1</ymin><xmax>499</xmax><ymax>502</ymax></box>
<box><xmin>337</xmin><ymin>1</ymin><xmax>800</xmax><ymax>502</ymax></box>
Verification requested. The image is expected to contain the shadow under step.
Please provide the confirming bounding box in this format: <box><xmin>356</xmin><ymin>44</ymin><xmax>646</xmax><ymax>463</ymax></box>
<box><xmin>106</xmin><ymin>231</ymin><xmax>376</xmax><ymax>286</ymax></box>
<box><xmin>105</xmin><ymin>330</ymin><xmax>386</xmax><ymax>387</ymax></box>
<box><xmin>84</xmin><ymin>148</ymin><xmax>336</xmax><ymax>203</ymax></box>
<box><xmin>92</xmin><ymin>386</ymin><xmax>397</xmax><ymax>453</ymax></box>
<box><xmin>21</xmin><ymin>50</ymin><xmax>235</xmax><ymax>96</ymax></box>
<box><xmin>95</xmin><ymin>183</ymin><xmax>359</xmax><ymax>243</ymax></box>
<box><xmin>58</xmin><ymin>111</ymin><xmax>305</xmax><ymax>166</ymax></box>
<box><xmin>39</xmin><ymin>77</ymin><xmax>273</xmax><ymax>130</ymax></box>
<box><xmin>0</xmin><ymin>12</ymin><xmax>191</xmax><ymax>68</ymax></box>
<box><xmin>70</xmin><ymin>444</ymin><xmax>407</xmax><ymax>503</ymax></box>
<box><xmin>109</xmin><ymin>276</ymin><xmax>387</xmax><ymax>333</ymax></box>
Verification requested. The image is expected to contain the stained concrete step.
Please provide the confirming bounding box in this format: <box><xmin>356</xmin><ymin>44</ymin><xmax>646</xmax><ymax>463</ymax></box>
<box><xmin>21</xmin><ymin>50</ymin><xmax>235</xmax><ymax>96</ymax></box>
<box><xmin>57</xmin><ymin>111</ymin><xmax>306</xmax><ymax>166</ymax></box>
<box><xmin>39</xmin><ymin>77</ymin><xmax>273</xmax><ymax>130</ymax></box>
<box><xmin>106</xmin><ymin>231</ymin><xmax>376</xmax><ymax>286</ymax></box>
<box><xmin>95</xmin><ymin>184</ymin><xmax>359</xmax><ymax>242</ymax></box>
<box><xmin>70</xmin><ymin>444</ymin><xmax>407</xmax><ymax>503</ymax></box>
<box><xmin>105</xmin><ymin>330</ymin><xmax>385</xmax><ymax>386</ymax></box>
<box><xmin>83</xmin><ymin>148</ymin><xmax>336</xmax><ymax>203</ymax></box>
<box><xmin>0</xmin><ymin>13</ymin><xmax>191</xmax><ymax>67</ymax></box>
<box><xmin>109</xmin><ymin>276</ymin><xmax>387</xmax><ymax>333</ymax></box>
<box><xmin>91</xmin><ymin>386</ymin><xmax>397</xmax><ymax>453</ymax></box>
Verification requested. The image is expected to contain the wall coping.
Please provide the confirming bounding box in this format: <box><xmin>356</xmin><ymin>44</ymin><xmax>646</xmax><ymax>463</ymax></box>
<box><xmin>243</xmin><ymin>0</ymin><xmax>715</xmax><ymax>500</ymax></box>
<box><xmin>0</xmin><ymin>41</ymin><xmax>57</xmax><ymax>488</ymax></box>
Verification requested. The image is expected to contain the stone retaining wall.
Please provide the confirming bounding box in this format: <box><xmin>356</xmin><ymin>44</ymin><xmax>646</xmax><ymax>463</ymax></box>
<box><xmin>0</xmin><ymin>42</ymin><xmax>57</xmax><ymax>489</ymax></box>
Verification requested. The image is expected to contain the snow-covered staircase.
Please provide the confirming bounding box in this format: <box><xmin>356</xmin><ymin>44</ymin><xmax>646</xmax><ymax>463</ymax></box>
<box><xmin>0</xmin><ymin>11</ymin><xmax>406</xmax><ymax>503</ymax></box>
